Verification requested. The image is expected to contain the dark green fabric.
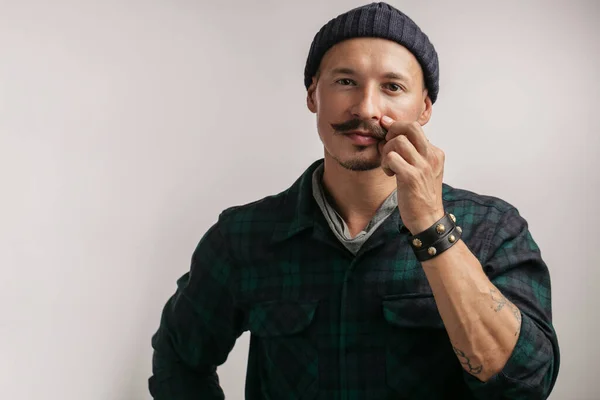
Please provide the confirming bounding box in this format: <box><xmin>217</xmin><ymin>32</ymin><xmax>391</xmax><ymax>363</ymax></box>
<box><xmin>149</xmin><ymin>159</ymin><xmax>559</xmax><ymax>400</ymax></box>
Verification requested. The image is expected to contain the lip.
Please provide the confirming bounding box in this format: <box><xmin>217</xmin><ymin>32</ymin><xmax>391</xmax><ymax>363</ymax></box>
<box><xmin>345</xmin><ymin>130</ymin><xmax>380</xmax><ymax>146</ymax></box>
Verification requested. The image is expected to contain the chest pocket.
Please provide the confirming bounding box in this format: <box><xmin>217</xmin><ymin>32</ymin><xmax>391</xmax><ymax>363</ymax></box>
<box><xmin>382</xmin><ymin>294</ymin><xmax>460</xmax><ymax>398</ymax></box>
<box><xmin>248</xmin><ymin>300</ymin><xmax>319</xmax><ymax>400</ymax></box>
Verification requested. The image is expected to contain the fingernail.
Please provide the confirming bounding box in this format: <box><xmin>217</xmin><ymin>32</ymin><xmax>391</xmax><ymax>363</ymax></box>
<box><xmin>382</xmin><ymin>116</ymin><xmax>393</xmax><ymax>124</ymax></box>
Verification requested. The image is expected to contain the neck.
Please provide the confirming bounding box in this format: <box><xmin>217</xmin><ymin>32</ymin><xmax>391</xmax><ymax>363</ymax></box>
<box><xmin>321</xmin><ymin>156</ymin><xmax>397</xmax><ymax>228</ymax></box>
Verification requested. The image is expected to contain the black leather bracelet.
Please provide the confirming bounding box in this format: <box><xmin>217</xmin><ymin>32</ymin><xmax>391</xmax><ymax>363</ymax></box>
<box><xmin>408</xmin><ymin>213</ymin><xmax>462</xmax><ymax>262</ymax></box>
<box><xmin>413</xmin><ymin>224</ymin><xmax>462</xmax><ymax>261</ymax></box>
<box><xmin>408</xmin><ymin>213</ymin><xmax>456</xmax><ymax>247</ymax></box>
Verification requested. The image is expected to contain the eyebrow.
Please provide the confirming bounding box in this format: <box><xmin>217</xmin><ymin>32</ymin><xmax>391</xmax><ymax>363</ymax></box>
<box><xmin>330</xmin><ymin>67</ymin><xmax>356</xmax><ymax>76</ymax></box>
<box><xmin>329</xmin><ymin>67</ymin><xmax>410</xmax><ymax>82</ymax></box>
<box><xmin>383</xmin><ymin>72</ymin><xmax>410</xmax><ymax>82</ymax></box>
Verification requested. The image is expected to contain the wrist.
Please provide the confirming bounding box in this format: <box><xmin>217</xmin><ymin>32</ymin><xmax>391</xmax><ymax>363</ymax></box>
<box><xmin>408</xmin><ymin>212</ymin><xmax>462</xmax><ymax>262</ymax></box>
<box><xmin>405</xmin><ymin>210</ymin><xmax>446</xmax><ymax>235</ymax></box>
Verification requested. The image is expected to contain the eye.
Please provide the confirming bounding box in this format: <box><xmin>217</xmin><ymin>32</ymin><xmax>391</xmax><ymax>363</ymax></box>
<box><xmin>336</xmin><ymin>78</ymin><xmax>355</xmax><ymax>86</ymax></box>
<box><xmin>385</xmin><ymin>83</ymin><xmax>403</xmax><ymax>92</ymax></box>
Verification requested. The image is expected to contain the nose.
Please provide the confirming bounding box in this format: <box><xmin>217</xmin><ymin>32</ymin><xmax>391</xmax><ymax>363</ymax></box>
<box><xmin>349</xmin><ymin>85</ymin><xmax>381</xmax><ymax>122</ymax></box>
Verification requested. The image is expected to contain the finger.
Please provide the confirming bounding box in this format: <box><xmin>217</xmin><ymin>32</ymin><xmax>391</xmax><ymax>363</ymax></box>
<box><xmin>382</xmin><ymin>134</ymin><xmax>426</xmax><ymax>168</ymax></box>
<box><xmin>381</xmin><ymin>117</ymin><xmax>430</xmax><ymax>156</ymax></box>
<box><xmin>393</xmin><ymin>121</ymin><xmax>429</xmax><ymax>156</ymax></box>
<box><xmin>380</xmin><ymin>116</ymin><xmax>410</xmax><ymax>141</ymax></box>
<box><xmin>378</xmin><ymin>141</ymin><xmax>396</xmax><ymax>176</ymax></box>
<box><xmin>380</xmin><ymin>156</ymin><xmax>396</xmax><ymax>177</ymax></box>
<box><xmin>382</xmin><ymin>165</ymin><xmax>395</xmax><ymax>176</ymax></box>
<box><xmin>384</xmin><ymin>151</ymin><xmax>413</xmax><ymax>176</ymax></box>
<box><xmin>380</xmin><ymin>115</ymin><xmax>396</xmax><ymax>130</ymax></box>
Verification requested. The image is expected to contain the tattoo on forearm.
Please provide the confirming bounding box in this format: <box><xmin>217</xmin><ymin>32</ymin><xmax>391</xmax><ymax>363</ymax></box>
<box><xmin>490</xmin><ymin>288</ymin><xmax>523</xmax><ymax>336</ymax></box>
<box><xmin>490</xmin><ymin>288</ymin><xmax>507</xmax><ymax>312</ymax></box>
<box><xmin>452</xmin><ymin>345</ymin><xmax>483</xmax><ymax>375</ymax></box>
<box><xmin>508</xmin><ymin>303</ymin><xmax>522</xmax><ymax>336</ymax></box>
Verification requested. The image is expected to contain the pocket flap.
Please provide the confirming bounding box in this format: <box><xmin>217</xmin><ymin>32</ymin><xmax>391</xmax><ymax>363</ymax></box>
<box><xmin>249</xmin><ymin>300</ymin><xmax>318</xmax><ymax>337</ymax></box>
<box><xmin>382</xmin><ymin>294</ymin><xmax>444</xmax><ymax>329</ymax></box>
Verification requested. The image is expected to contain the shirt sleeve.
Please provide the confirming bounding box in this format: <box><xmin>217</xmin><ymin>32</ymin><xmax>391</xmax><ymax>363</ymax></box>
<box><xmin>148</xmin><ymin>219</ymin><xmax>245</xmax><ymax>400</ymax></box>
<box><xmin>462</xmin><ymin>206</ymin><xmax>560</xmax><ymax>399</ymax></box>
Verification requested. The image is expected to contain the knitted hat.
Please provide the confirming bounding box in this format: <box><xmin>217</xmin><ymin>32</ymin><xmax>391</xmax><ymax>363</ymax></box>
<box><xmin>304</xmin><ymin>2</ymin><xmax>440</xmax><ymax>104</ymax></box>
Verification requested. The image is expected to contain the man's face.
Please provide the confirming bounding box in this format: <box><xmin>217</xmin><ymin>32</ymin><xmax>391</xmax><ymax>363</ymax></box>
<box><xmin>307</xmin><ymin>37</ymin><xmax>432</xmax><ymax>172</ymax></box>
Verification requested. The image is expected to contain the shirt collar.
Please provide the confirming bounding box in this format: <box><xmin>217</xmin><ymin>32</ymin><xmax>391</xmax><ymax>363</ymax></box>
<box><xmin>270</xmin><ymin>159</ymin><xmax>323</xmax><ymax>244</ymax></box>
<box><xmin>270</xmin><ymin>159</ymin><xmax>416</xmax><ymax>244</ymax></box>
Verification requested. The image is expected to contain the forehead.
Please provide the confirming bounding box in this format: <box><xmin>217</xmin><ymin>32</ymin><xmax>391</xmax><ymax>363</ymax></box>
<box><xmin>319</xmin><ymin>37</ymin><xmax>422</xmax><ymax>78</ymax></box>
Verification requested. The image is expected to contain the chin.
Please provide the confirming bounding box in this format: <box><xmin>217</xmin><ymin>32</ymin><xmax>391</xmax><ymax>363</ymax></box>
<box><xmin>331</xmin><ymin>151</ymin><xmax>382</xmax><ymax>172</ymax></box>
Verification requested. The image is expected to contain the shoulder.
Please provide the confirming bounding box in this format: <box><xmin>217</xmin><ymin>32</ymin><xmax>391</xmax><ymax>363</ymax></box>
<box><xmin>217</xmin><ymin>189</ymin><xmax>289</xmax><ymax>232</ymax></box>
<box><xmin>209</xmin><ymin>186</ymin><xmax>294</xmax><ymax>259</ymax></box>
<box><xmin>441</xmin><ymin>182</ymin><xmax>522</xmax><ymax>228</ymax></box>
<box><xmin>442</xmin><ymin>182</ymin><xmax>516</xmax><ymax>214</ymax></box>
<box><xmin>441</xmin><ymin>182</ymin><xmax>529</xmax><ymax>258</ymax></box>
<box><xmin>206</xmin><ymin>160</ymin><xmax>320</xmax><ymax>260</ymax></box>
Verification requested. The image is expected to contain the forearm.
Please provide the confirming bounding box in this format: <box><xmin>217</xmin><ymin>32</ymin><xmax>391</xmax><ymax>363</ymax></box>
<box><xmin>421</xmin><ymin>240</ymin><xmax>521</xmax><ymax>382</ymax></box>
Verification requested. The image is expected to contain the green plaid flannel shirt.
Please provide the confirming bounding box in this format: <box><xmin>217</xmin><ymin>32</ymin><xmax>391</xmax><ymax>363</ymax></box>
<box><xmin>149</xmin><ymin>159</ymin><xmax>560</xmax><ymax>399</ymax></box>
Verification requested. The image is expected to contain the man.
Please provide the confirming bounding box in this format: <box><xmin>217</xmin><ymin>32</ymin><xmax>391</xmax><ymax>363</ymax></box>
<box><xmin>149</xmin><ymin>2</ymin><xmax>560</xmax><ymax>399</ymax></box>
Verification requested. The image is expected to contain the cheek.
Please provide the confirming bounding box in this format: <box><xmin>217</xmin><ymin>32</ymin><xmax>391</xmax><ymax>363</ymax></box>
<box><xmin>316</xmin><ymin>86</ymin><xmax>349</xmax><ymax>116</ymax></box>
<box><xmin>315</xmin><ymin>90</ymin><xmax>347</xmax><ymax>132</ymax></box>
<box><xmin>385</xmin><ymin>101</ymin><xmax>422</xmax><ymax>122</ymax></box>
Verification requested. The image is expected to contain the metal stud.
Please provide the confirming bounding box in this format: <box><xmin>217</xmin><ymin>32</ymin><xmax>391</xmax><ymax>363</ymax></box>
<box><xmin>456</xmin><ymin>226</ymin><xmax>462</xmax><ymax>234</ymax></box>
<box><xmin>449</xmin><ymin>234</ymin><xmax>456</xmax><ymax>243</ymax></box>
<box><xmin>428</xmin><ymin>247</ymin><xmax>437</xmax><ymax>256</ymax></box>
<box><xmin>412</xmin><ymin>238</ymin><xmax>423</xmax><ymax>248</ymax></box>
<box><xmin>449</xmin><ymin>213</ymin><xmax>456</xmax><ymax>223</ymax></box>
<box><xmin>436</xmin><ymin>224</ymin><xmax>446</xmax><ymax>235</ymax></box>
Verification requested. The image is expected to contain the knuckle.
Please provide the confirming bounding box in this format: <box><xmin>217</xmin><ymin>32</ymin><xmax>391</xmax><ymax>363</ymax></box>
<box><xmin>436</xmin><ymin>148</ymin><xmax>445</xmax><ymax>161</ymax></box>
<box><xmin>398</xmin><ymin>135</ymin><xmax>409</xmax><ymax>145</ymax></box>
<box><xmin>386</xmin><ymin>151</ymin><xmax>399</xmax><ymax>163</ymax></box>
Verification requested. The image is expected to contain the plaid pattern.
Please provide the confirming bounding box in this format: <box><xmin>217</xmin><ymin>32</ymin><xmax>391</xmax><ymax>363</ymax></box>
<box><xmin>149</xmin><ymin>159</ymin><xmax>560</xmax><ymax>400</ymax></box>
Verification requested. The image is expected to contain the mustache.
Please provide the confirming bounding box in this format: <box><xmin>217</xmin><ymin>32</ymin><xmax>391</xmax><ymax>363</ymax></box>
<box><xmin>331</xmin><ymin>118</ymin><xmax>387</xmax><ymax>140</ymax></box>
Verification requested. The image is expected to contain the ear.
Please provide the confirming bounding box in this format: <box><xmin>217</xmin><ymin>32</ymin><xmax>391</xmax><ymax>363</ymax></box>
<box><xmin>417</xmin><ymin>92</ymin><xmax>433</xmax><ymax>126</ymax></box>
<box><xmin>306</xmin><ymin>77</ymin><xmax>317</xmax><ymax>114</ymax></box>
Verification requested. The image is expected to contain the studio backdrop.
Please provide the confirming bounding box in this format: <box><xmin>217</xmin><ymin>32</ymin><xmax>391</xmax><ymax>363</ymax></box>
<box><xmin>0</xmin><ymin>0</ymin><xmax>598</xmax><ymax>399</ymax></box>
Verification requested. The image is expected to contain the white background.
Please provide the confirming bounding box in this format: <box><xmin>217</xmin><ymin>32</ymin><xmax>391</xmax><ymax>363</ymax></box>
<box><xmin>1</xmin><ymin>0</ymin><xmax>598</xmax><ymax>399</ymax></box>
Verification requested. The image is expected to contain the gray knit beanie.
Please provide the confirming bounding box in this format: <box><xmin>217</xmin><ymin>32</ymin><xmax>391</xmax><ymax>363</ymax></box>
<box><xmin>304</xmin><ymin>2</ymin><xmax>440</xmax><ymax>103</ymax></box>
